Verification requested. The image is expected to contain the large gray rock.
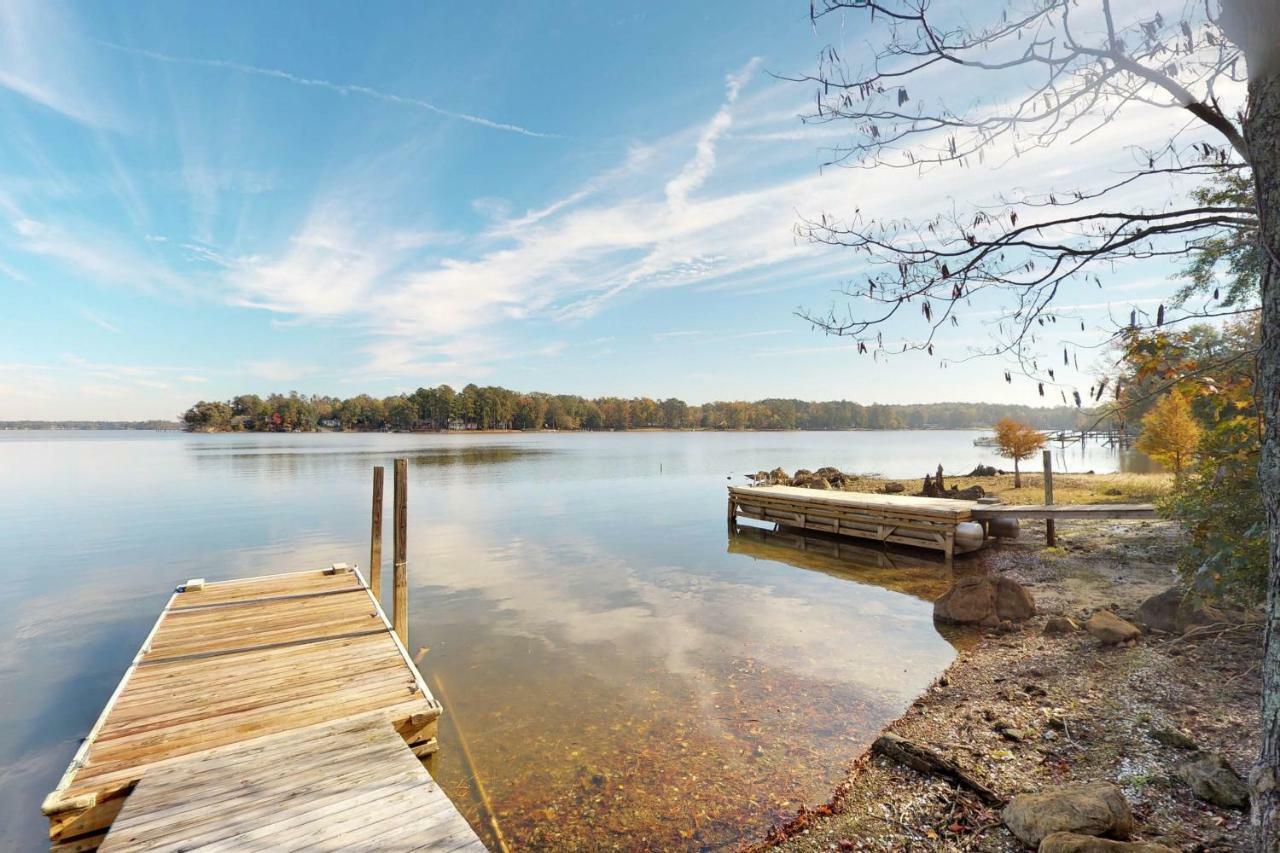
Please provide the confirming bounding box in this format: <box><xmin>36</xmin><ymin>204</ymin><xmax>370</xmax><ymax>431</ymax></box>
<box><xmin>1039</xmin><ymin>833</ymin><xmax>1177</xmax><ymax>853</ymax></box>
<box><xmin>1177</xmin><ymin>753</ymin><xmax>1249</xmax><ymax>809</ymax></box>
<box><xmin>1085</xmin><ymin>610</ymin><xmax>1141</xmax><ymax>644</ymax></box>
<box><xmin>1135</xmin><ymin>587</ymin><xmax>1228</xmax><ymax>635</ymax></box>
<box><xmin>1002</xmin><ymin>783</ymin><xmax>1134</xmax><ymax>847</ymax></box>
<box><xmin>934</xmin><ymin>575</ymin><xmax>1036</xmax><ymax>627</ymax></box>
<box><xmin>995</xmin><ymin>576</ymin><xmax>1037</xmax><ymax>621</ymax></box>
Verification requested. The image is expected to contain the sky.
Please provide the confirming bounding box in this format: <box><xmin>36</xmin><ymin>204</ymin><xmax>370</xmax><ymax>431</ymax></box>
<box><xmin>0</xmin><ymin>0</ymin><xmax>1224</xmax><ymax>420</ymax></box>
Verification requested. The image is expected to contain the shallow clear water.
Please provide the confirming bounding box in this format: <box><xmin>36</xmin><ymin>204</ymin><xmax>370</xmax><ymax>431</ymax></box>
<box><xmin>0</xmin><ymin>430</ymin><xmax>1137</xmax><ymax>850</ymax></box>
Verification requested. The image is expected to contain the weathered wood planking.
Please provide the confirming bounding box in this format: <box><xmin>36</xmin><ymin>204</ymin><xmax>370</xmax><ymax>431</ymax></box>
<box><xmin>97</xmin><ymin>714</ymin><xmax>485</xmax><ymax>853</ymax></box>
<box><xmin>42</xmin><ymin>566</ymin><xmax>480</xmax><ymax>852</ymax></box>
<box><xmin>971</xmin><ymin>503</ymin><xmax>1156</xmax><ymax>520</ymax></box>
<box><xmin>728</xmin><ymin>485</ymin><xmax>974</xmax><ymax>558</ymax></box>
<box><xmin>735</xmin><ymin>485</ymin><xmax>976</xmax><ymax>518</ymax></box>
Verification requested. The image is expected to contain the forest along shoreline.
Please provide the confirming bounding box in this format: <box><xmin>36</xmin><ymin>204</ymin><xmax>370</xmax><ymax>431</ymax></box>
<box><xmin>740</xmin><ymin>470</ymin><xmax>1261</xmax><ymax>853</ymax></box>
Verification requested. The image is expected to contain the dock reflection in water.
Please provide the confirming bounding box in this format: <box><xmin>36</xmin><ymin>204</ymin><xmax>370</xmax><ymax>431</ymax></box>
<box><xmin>728</xmin><ymin>522</ymin><xmax>955</xmax><ymax>601</ymax></box>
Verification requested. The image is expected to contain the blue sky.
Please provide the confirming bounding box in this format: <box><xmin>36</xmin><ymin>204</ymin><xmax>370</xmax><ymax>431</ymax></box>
<box><xmin>0</xmin><ymin>0</ymin><xmax>1210</xmax><ymax>419</ymax></box>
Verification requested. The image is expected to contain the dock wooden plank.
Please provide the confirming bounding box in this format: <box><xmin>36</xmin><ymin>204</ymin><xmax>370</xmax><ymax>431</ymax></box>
<box><xmin>730</xmin><ymin>485</ymin><xmax>976</xmax><ymax>519</ymax></box>
<box><xmin>97</xmin><ymin>715</ymin><xmax>485</xmax><ymax>852</ymax></box>
<box><xmin>44</xmin><ymin>566</ymin><xmax>479</xmax><ymax>852</ymax></box>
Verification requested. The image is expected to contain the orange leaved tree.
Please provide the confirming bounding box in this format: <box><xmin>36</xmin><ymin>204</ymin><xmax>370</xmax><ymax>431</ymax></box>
<box><xmin>1136</xmin><ymin>392</ymin><xmax>1203</xmax><ymax>477</ymax></box>
<box><xmin>992</xmin><ymin>418</ymin><xmax>1047</xmax><ymax>488</ymax></box>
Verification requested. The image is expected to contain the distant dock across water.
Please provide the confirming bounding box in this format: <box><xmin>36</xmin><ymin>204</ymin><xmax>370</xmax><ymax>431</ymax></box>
<box><xmin>728</xmin><ymin>483</ymin><xmax>1156</xmax><ymax>560</ymax></box>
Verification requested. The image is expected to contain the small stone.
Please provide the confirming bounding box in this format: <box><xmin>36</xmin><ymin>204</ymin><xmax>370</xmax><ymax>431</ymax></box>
<box><xmin>1085</xmin><ymin>610</ymin><xmax>1141</xmax><ymax>644</ymax></box>
<box><xmin>1177</xmin><ymin>753</ymin><xmax>1250</xmax><ymax>809</ymax></box>
<box><xmin>1039</xmin><ymin>832</ymin><xmax>1178</xmax><ymax>853</ymax></box>
<box><xmin>1044</xmin><ymin>615</ymin><xmax>1080</xmax><ymax>635</ymax></box>
<box><xmin>1148</xmin><ymin>727</ymin><xmax>1198</xmax><ymax>751</ymax></box>
<box><xmin>1002</xmin><ymin>783</ymin><xmax>1135</xmax><ymax>847</ymax></box>
<box><xmin>883</xmin><ymin>481</ymin><xmax>906</xmax><ymax>493</ymax></box>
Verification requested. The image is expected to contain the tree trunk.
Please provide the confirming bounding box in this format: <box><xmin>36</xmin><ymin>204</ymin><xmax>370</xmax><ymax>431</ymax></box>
<box><xmin>1220</xmin><ymin>2</ymin><xmax>1280</xmax><ymax>844</ymax></box>
<box><xmin>1013</xmin><ymin>458</ymin><xmax>1021</xmax><ymax>488</ymax></box>
<box><xmin>1245</xmin><ymin>50</ymin><xmax>1280</xmax><ymax>853</ymax></box>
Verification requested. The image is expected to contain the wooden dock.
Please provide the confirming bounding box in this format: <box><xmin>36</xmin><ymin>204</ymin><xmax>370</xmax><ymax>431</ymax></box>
<box><xmin>728</xmin><ymin>485</ymin><xmax>1158</xmax><ymax>557</ymax></box>
<box><xmin>41</xmin><ymin>565</ymin><xmax>487</xmax><ymax>853</ymax></box>
<box><xmin>728</xmin><ymin>485</ymin><xmax>983</xmax><ymax>559</ymax></box>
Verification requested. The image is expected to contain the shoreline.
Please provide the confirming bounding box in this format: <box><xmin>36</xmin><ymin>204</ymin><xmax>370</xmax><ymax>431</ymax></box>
<box><xmin>7</xmin><ymin>425</ymin><xmax>1092</xmax><ymax>435</ymax></box>
<box><xmin>746</xmin><ymin>500</ymin><xmax>1259</xmax><ymax>851</ymax></box>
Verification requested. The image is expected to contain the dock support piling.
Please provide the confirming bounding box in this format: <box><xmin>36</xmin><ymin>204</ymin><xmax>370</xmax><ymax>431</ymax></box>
<box><xmin>370</xmin><ymin>466</ymin><xmax>384</xmax><ymax>599</ymax></box>
<box><xmin>1043</xmin><ymin>450</ymin><xmax>1056</xmax><ymax>547</ymax></box>
<box><xmin>393</xmin><ymin>458</ymin><xmax>408</xmax><ymax>645</ymax></box>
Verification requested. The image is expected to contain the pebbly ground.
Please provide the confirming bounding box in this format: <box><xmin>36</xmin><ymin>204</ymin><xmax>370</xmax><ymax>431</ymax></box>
<box><xmin>749</xmin><ymin>519</ymin><xmax>1261</xmax><ymax>852</ymax></box>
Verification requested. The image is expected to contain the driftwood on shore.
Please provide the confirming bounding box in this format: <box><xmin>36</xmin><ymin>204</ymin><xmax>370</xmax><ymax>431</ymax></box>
<box><xmin>871</xmin><ymin>733</ymin><xmax>1007</xmax><ymax>807</ymax></box>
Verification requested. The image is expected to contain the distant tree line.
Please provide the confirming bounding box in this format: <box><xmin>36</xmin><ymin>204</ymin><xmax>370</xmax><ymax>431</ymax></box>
<box><xmin>2</xmin><ymin>420</ymin><xmax>182</xmax><ymax>430</ymax></box>
<box><xmin>181</xmin><ymin>386</ymin><xmax>1094</xmax><ymax>433</ymax></box>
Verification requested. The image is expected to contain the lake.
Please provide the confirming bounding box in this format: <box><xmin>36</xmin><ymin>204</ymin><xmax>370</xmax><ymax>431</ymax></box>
<box><xmin>0</xmin><ymin>429</ymin><xmax>1141</xmax><ymax>850</ymax></box>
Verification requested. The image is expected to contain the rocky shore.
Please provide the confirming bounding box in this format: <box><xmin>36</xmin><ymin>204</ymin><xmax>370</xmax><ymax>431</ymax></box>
<box><xmin>743</xmin><ymin>481</ymin><xmax>1260</xmax><ymax>852</ymax></box>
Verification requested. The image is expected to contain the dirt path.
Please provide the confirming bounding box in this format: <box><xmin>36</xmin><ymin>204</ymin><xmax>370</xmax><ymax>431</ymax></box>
<box><xmin>751</xmin><ymin>518</ymin><xmax>1261</xmax><ymax>852</ymax></box>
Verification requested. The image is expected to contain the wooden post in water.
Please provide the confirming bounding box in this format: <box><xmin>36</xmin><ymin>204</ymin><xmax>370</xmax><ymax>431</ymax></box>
<box><xmin>393</xmin><ymin>458</ymin><xmax>408</xmax><ymax>645</ymax></box>
<box><xmin>1042</xmin><ymin>449</ymin><xmax>1056</xmax><ymax>547</ymax></box>
<box><xmin>370</xmin><ymin>466</ymin><xmax>384</xmax><ymax>599</ymax></box>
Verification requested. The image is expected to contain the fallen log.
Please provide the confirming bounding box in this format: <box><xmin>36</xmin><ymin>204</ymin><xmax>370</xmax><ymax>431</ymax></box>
<box><xmin>871</xmin><ymin>733</ymin><xmax>1007</xmax><ymax>807</ymax></box>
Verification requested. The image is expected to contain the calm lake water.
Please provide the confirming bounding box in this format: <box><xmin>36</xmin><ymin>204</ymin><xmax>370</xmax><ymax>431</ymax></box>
<box><xmin>0</xmin><ymin>430</ymin><xmax>1140</xmax><ymax>850</ymax></box>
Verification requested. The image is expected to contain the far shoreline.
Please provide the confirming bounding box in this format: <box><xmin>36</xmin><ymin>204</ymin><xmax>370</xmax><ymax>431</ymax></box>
<box><xmin>3</xmin><ymin>424</ymin><xmax>1106</xmax><ymax>435</ymax></box>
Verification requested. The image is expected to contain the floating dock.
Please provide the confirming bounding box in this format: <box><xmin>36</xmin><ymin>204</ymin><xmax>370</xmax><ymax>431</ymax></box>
<box><xmin>728</xmin><ymin>485</ymin><xmax>1157</xmax><ymax>559</ymax></box>
<box><xmin>728</xmin><ymin>485</ymin><xmax>983</xmax><ymax>559</ymax></box>
<box><xmin>41</xmin><ymin>565</ymin><xmax>486</xmax><ymax>853</ymax></box>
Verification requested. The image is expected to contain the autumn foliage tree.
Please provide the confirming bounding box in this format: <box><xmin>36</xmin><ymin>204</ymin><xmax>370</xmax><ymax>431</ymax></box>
<box><xmin>992</xmin><ymin>418</ymin><xmax>1046</xmax><ymax>488</ymax></box>
<box><xmin>1117</xmin><ymin>317</ymin><xmax>1264</xmax><ymax>604</ymax></box>
<box><xmin>1136</xmin><ymin>392</ymin><xmax>1203</xmax><ymax>475</ymax></box>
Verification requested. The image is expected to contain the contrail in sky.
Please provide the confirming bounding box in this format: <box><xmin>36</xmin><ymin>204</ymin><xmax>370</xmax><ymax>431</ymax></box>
<box><xmin>95</xmin><ymin>40</ymin><xmax>563</xmax><ymax>139</ymax></box>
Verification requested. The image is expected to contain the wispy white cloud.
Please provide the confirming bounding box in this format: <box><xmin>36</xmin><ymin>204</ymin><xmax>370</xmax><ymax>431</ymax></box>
<box><xmin>6</xmin><ymin>214</ymin><xmax>183</xmax><ymax>293</ymax></box>
<box><xmin>532</xmin><ymin>341</ymin><xmax>567</xmax><ymax>358</ymax></box>
<box><xmin>95</xmin><ymin>40</ymin><xmax>563</xmax><ymax>139</ymax></box>
<box><xmin>0</xmin><ymin>1</ymin><xmax>118</xmax><ymax>127</ymax></box>
<box><xmin>212</xmin><ymin>55</ymin><xmax>1209</xmax><ymax>379</ymax></box>
<box><xmin>665</xmin><ymin>58</ymin><xmax>760</xmax><ymax>210</ymax></box>
<box><xmin>79</xmin><ymin>308</ymin><xmax>122</xmax><ymax>334</ymax></box>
